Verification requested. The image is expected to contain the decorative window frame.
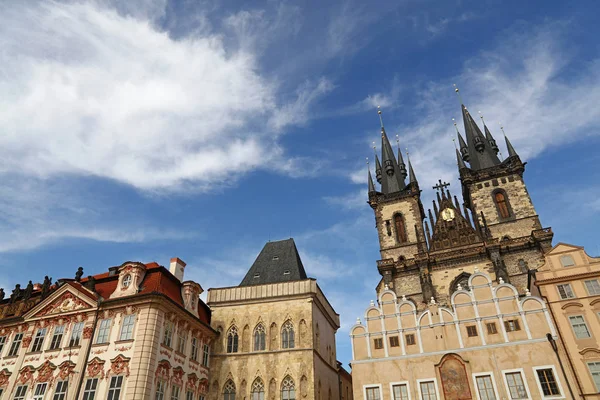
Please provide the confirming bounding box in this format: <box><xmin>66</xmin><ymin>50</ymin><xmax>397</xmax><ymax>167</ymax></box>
<box><xmin>388</xmin><ymin>381</ymin><xmax>411</xmax><ymax>400</ymax></box>
<box><xmin>416</xmin><ymin>378</ymin><xmax>440</xmax><ymax>400</ymax></box>
<box><xmin>471</xmin><ymin>372</ymin><xmax>500</xmax><ymax>400</ymax></box>
<box><xmin>492</xmin><ymin>189</ymin><xmax>515</xmax><ymax>222</ymax></box>
<box><xmin>392</xmin><ymin>213</ymin><xmax>408</xmax><ymax>244</ymax></box>
<box><xmin>501</xmin><ymin>368</ymin><xmax>531</xmax><ymax>400</ymax></box>
<box><xmin>362</xmin><ymin>384</ymin><xmax>382</xmax><ymax>400</ymax></box>
<box><xmin>532</xmin><ymin>365</ymin><xmax>565</xmax><ymax>399</ymax></box>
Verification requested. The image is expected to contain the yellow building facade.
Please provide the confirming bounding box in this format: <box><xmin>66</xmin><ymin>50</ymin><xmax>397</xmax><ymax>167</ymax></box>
<box><xmin>534</xmin><ymin>243</ymin><xmax>600</xmax><ymax>399</ymax></box>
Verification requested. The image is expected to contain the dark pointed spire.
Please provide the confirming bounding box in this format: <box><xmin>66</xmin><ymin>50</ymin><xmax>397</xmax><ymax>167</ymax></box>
<box><xmin>396</xmin><ymin>134</ymin><xmax>407</xmax><ymax>180</ymax></box>
<box><xmin>367</xmin><ymin>160</ymin><xmax>375</xmax><ymax>193</ymax></box>
<box><xmin>500</xmin><ymin>124</ymin><xmax>518</xmax><ymax>158</ymax></box>
<box><xmin>374</xmin><ymin>154</ymin><xmax>382</xmax><ymax>184</ymax></box>
<box><xmin>377</xmin><ymin>107</ymin><xmax>406</xmax><ymax>194</ymax></box>
<box><xmin>454</xmin><ymin>118</ymin><xmax>470</xmax><ymax>162</ymax></box>
<box><xmin>479</xmin><ymin>112</ymin><xmax>499</xmax><ymax>155</ymax></box>
<box><xmin>406</xmin><ymin>150</ymin><xmax>418</xmax><ymax>185</ymax></box>
<box><xmin>456</xmin><ymin>148</ymin><xmax>466</xmax><ymax>169</ymax></box>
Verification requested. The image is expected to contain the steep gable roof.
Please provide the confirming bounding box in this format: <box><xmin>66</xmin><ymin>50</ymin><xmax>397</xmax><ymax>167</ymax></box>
<box><xmin>240</xmin><ymin>239</ymin><xmax>308</xmax><ymax>286</ymax></box>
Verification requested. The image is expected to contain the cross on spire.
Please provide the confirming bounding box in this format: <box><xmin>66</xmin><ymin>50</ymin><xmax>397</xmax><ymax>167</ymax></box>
<box><xmin>432</xmin><ymin>179</ymin><xmax>450</xmax><ymax>192</ymax></box>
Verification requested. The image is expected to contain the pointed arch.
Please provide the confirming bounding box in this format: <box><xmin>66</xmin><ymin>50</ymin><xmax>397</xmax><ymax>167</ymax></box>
<box><xmin>251</xmin><ymin>377</ymin><xmax>265</xmax><ymax>400</ymax></box>
<box><xmin>449</xmin><ymin>272</ymin><xmax>471</xmax><ymax>295</ymax></box>
<box><xmin>493</xmin><ymin>189</ymin><xmax>513</xmax><ymax>220</ymax></box>
<box><xmin>253</xmin><ymin>324</ymin><xmax>266</xmax><ymax>351</ymax></box>
<box><xmin>281</xmin><ymin>376</ymin><xmax>295</xmax><ymax>400</ymax></box>
<box><xmin>281</xmin><ymin>320</ymin><xmax>295</xmax><ymax>349</ymax></box>
<box><xmin>224</xmin><ymin>380</ymin><xmax>236</xmax><ymax>400</ymax></box>
<box><xmin>227</xmin><ymin>326</ymin><xmax>239</xmax><ymax>353</ymax></box>
<box><xmin>393</xmin><ymin>213</ymin><xmax>408</xmax><ymax>244</ymax></box>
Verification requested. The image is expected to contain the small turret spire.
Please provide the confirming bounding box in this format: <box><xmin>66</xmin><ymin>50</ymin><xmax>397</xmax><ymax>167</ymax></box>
<box><xmin>454</xmin><ymin>118</ymin><xmax>470</xmax><ymax>162</ymax></box>
<box><xmin>500</xmin><ymin>124</ymin><xmax>518</xmax><ymax>158</ymax></box>
<box><xmin>367</xmin><ymin>158</ymin><xmax>375</xmax><ymax>193</ymax></box>
<box><xmin>373</xmin><ymin>142</ymin><xmax>382</xmax><ymax>184</ymax></box>
<box><xmin>396</xmin><ymin>134</ymin><xmax>407</xmax><ymax>180</ymax></box>
<box><xmin>479</xmin><ymin>111</ymin><xmax>499</xmax><ymax>155</ymax></box>
<box><xmin>406</xmin><ymin>149</ymin><xmax>418</xmax><ymax>185</ymax></box>
<box><xmin>456</xmin><ymin>148</ymin><xmax>466</xmax><ymax>169</ymax></box>
<box><xmin>377</xmin><ymin>107</ymin><xmax>406</xmax><ymax>193</ymax></box>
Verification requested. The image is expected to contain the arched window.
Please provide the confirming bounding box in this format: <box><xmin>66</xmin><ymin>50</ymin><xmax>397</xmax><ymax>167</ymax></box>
<box><xmin>253</xmin><ymin>324</ymin><xmax>266</xmax><ymax>351</ymax></box>
<box><xmin>224</xmin><ymin>380</ymin><xmax>236</xmax><ymax>400</ymax></box>
<box><xmin>281</xmin><ymin>321</ymin><xmax>295</xmax><ymax>349</ymax></box>
<box><xmin>281</xmin><ymin>376</ymin><xmax>295</xmax><ymax>400</ymax></box>
<box><xmin>227</xmin><ymin>326</ymin><xmax>239</xmax><ymax>353</ymax></box>
<box><xmin>394</xmin><ymin>214</ymin><xmax>407</xmax><ymax>243</ymax></box>
<box><xmin>251</xmin><ymin>378</ymin><xmax>265</xmax><ymax>400</ymax></box>
<box><xmin>494</xmin><ymin>191</ymin><xmax>511</xmax><ymax>219</ymax></box>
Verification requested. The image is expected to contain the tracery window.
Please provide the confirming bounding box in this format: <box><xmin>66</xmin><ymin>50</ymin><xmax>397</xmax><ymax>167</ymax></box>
<box><xmin>394</xmin><ymin>214</ymin><xmax>407</xmax><ymax>244</ymax></box>
<box><xmin>281</xmin><ymin>376</ymin><xmax>295</xmax><ymax>400</ymax></box>
<box><xmin>281</xmin><ymin>321</ymin><xmax>295</xmax><ymax>349</ymax></box>
<box><xmin>254</xmin><ymin>324</ymin><xmax>266</xmax><ymax>351</ymax></box>
<box><xmin>223</xmin><ymin>381</ymin><xmax>236</xmax><ymax>400</ymax></box>
<box><xmin>227</xmin><ymin>326</ymin><xmax>239</xmax><ymax>353</ymax></box>
<box><xmin>251</xmin><ymin>378</ymin><xmax>265</xmax><ymax>400</ymax></box>
<box><xmin>494</xmin><ymin>191</ymin><xmax>511</xmax><ymax>219</ymax></box>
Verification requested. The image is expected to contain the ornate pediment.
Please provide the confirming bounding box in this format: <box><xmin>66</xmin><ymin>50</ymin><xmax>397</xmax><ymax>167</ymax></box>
<box><xmin>24</xmin><ymin>283</ymin><xmax>96</xmax><ymax>320</ymax></box>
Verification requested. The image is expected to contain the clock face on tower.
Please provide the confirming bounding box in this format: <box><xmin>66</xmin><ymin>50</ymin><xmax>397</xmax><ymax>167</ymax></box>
<box><xmin>441</xmin><ymin>208</ymin><xmax>455</xmax><ymax>221</ymax></box>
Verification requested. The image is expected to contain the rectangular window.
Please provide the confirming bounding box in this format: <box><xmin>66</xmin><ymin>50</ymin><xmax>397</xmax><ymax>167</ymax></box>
<box><xmin>536</xmin><ymin>368</ymin><xmax>560</xmax><ymax>396</ymax></box>
<box><xmin>556</xmin><ymin>284</ymin><xmax>575</xmax><ymax>299</ymax></box>
<box><xmin>475</xmin><ymin>375</ymin><xmax>497</xmax><ymax>400</ymax></box>
<box><xmin>119</xmin><ymin>314</ymin><xmax>136</xmax><ymax>341</ymax></box>
<box><xmin>365</xmin><ymin>387</ymin><xmax>380</xmax><ymax>400</ymax></box>
<box><xmin>569</xmin><ymin>316</ymin><xmax>591</xmax><ymax>339</ymax></box>
<box><xmin>177</xmin><ymin>331</ymin><xmax>187</xmax><ymax>354</ymax></box>
<box><xmin>107</xmin><ymin>375</ymin><xmax>124</xmax><ymax>400</ymax></box>
<box><xmin>163</xmin><ymin>322</ymin><xmax>174</xmax><ymax>348</ymax></box>
<box><xmin>584</xmin><ymin>279</ymin><xmax>600</xmax><ymax>295</ymax></box>
<box><xmin>33</xmin><ymin>383</ymin><xmax>48</xmax><ymax>400</ymax></box>
<box><xmin>31</xmin><ymin>328</ymin><xmax>47</xmax><ymax>352</ymax></box>
<box><xmin>156</xmin><ymin>381</ymin><xmax>166</xmax><ymax>400</ymax></box>
<box><xmin>405</xmin><ymin>334</ymin><xmax>415</xmax><ymax>346</ymax></box>
<box><xmin>504</xmin><ymin>320</ymin><xmax>521</xmax><ymax>332</ymax></box>
<box><xmin>186</xmin><ymin>391</ymin><xmax>194</xmax><ymax>400</ymax></box>
<box><xmin>0</xmin><ymin>335</ymin><xmax>6</xmax><ymax>355</ymax></box>
<box><xmin>96</xmin><ymin>319</ymin><xmax>112</xmax><ymax>344</ymax></box>
<box><xmin>588</xmin><ymin>362</ymin><xmax>600</xmax><ymax>392</ymax></box>
<box><xmin>389</xmin><ymin>336</ymin><xmax>399</xmax><ymax>347</ymax></box>
<box><xmin>171</xmin><ymin>385</ymin><xmax>181</xmax><ymax>400</ymax></box>
<box><xmin>373</xmin><ymin>338</ymin><xmax>383</xmax><ymax>349</ymax></box>
<box><xmin>50</xmin><ymin>325</ymin><xmax>65</xmax><ymax>350</ymax></box>
<box><xmin>202</xmin><ymin>344</ymin><xmax>210</xmax><ymax>367</ymax></box>
<box><xmin>53</xmin><ymin>381</ymin><xmax>68</xmax><ymax>400</ymax></box>
<box><xmin>467</xmin><ymin>325</ymin><xmax>478</xmax><ymax>337</ymax></box>
<box><xmin>82</xmin><ymin>378</ymin><xmax>98</xmax><ymax>400</ymax></box>
<box><xmin>191</xmin><ymin>337</ymin><xmax>199</xmax><ymax>361</ymax></box>
<box><xmin>8</xmin><ymin>333</ymin><xmax>23</xmax><ymax>356</ymax></box>
<box><xmin>13</xmin><ymin>385</ymin><xmax>28</xmax><ymax>400</ymax></box>
<box><xmin>505</xmin><ymin>372</ymin><xmax>528</xmax><ymax>399</ymax></box>
<box><xmin>419</xmin><ymin>381</ymin><xmax>437</xmax><ymax>400</ymax></box>
<box><xmin>486</xmin><ymin>323</ymin><xmax>498</xmax><ymax>334</ymax></box>
<box><xmin>69</xmin><ymin>322</ymin><xmax>84</xmax><ymax>347</ymax></box>
<box><xmin>392</xmin><ymin>384</ymin><xmax>409</xmax><ymax>400</ymax></box>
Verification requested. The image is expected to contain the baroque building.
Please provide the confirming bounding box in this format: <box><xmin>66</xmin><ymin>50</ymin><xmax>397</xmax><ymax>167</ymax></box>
<box><xmin>207</xmin><ymin>239</ymin><xmax>351</xmax><ymax>400</ymax></box>
<box><xmin>0</xmin><ymin>258</ymin><xmax>215</xmax><ymax>400</ymax></box>
<box><xmin>351</xmin><ymin>101</ymin><xmax>580</xmax><ymax>400</ymax></box>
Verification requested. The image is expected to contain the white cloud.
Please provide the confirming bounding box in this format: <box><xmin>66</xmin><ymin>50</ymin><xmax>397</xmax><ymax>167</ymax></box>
<box><xmin>323</xmin><ymin>190</ymin><xmax>368</xmax><ymax>211</ymax></box>
<box><xmin>0</xmin><ymin>1</ymin><xmax>326</xmax><ymax>192</ymax></box>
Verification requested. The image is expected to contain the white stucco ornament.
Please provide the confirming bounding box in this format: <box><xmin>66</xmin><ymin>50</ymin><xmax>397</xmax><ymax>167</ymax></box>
<box><xmin>457</xmin><ymin>283</ymin><xmax>463</xmax><ymax>291</ymax></box>
<box><xmin>474</xmin><ymin>266</ymin><xmax>480</xmax><ymax>272</ymax></box>
<box><xmin>384</xmin><ymin>284</ymin><xmax>389</xmax><ymax>290</ymax></box>
<box><xmin>370</xmin><ymin>300</ymin><xmax>375</xmax><ymax>306</ymax></box>
<box><xmin>526</xmin><ymin>290</ymin><xmax>531</xmax><ymax>297</ymax></box>
<box><xmin>401</xmin><ymin>295</ymin><xmax>407</xmax><ymax>301</ymax></box>
<box><xmin>356</xmin><ymin>318</ymin><xmax>362</xmax><ymax>325</ymax></box>
<box><xmin>430</xmin><ymin>297</ymin><xmax>436</xmax><ymax>305</ymax></box>
<box><xmin>499</xmin><ymin>277</ymin><xmax>504</xmax><ymax>284</ymax></box>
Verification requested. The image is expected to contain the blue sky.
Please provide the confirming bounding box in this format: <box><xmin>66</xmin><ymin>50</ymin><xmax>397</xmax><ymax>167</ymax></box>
<box><xmin>1</xmin><ymin>0</ymin><xmax>600</xmax><ymax>367</ymax></box>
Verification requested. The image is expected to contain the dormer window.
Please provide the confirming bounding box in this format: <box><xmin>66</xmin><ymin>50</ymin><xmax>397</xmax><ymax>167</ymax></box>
<box><xmin>284</xmin><ymin>270</ymin><xmax>290</xmax><ymax>275</ymax></box>
<box><xmin>122</xmin><ymin>274</ymin><xmax>132</xmax><ymax>288</ymax></box>
<box><xmin>273</xmin><ymin>256</ymin><xmax>279</xmax><ymax>261</ymax></box>
<box><xmin>254</xmin><ymin>273</ymin><xmax>260</xmax><ymax>278</ymax></box>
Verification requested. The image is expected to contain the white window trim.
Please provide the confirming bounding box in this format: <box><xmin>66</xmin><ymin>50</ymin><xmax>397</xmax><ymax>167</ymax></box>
<box><xmin>389</xmin><ymin>381</ymin><xmax>411</xmax><ymax>400</ymax></box>
<box><xmin>362</xmin><ymin>384</ymin><xmax>382</xmax><ymax>400</ymax></box>
<box><xmin>472</xmin><ymin>372</ymin><xmax>500</xmax><ymax>400</ymax></box>
<box><xmin>416</xmin><ymin>378</ymin><xmax>439</xmax><ymax>400</ymax></box>
<box><xmin>501</xmin><ymin>368</ymin><xmax>531</xmax><ymax>400</ymax></box>
<box><xmin>532</xmin><ymin>365</ymin><xmax>565</xmax><ymax>399</ymax></box>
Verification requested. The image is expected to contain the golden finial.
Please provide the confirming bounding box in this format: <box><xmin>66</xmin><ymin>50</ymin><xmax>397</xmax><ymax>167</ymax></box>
<box><xmin>377</xmin><ymin>105</ymin><xmax>384</xmax><ymax>128</ymax></box>
<box><xmin>405</xmin><ymin>147</ymin><xmax>410</xmax><ymax>157</ymax></box>
<box><xmin>453</xmin><ymin>83</ymin><xmax>464</xmax><ymax>104</ymax></box>
<box><xmin>452</xmin><ymin>118</ymin><xmax>460</xmax><ymax>134</ymax></box>
<box><xmin>366</xmin><ymin>157</ymin><xmax>370</xmax><ymax>171</ymax></box>
<box><xmin>478</xmin><ymin>110</ymin><xmax>486</xmax><ymax>126</ymax></box>
<box><xmin>499</xmin><ymin>122</ymin><xmax>506</xmax><ymax>137</ymax></box>
<box><xmin>452</xmin><ymin>137</ymin><xmax>458</xmax><ymax>150</ymax></box>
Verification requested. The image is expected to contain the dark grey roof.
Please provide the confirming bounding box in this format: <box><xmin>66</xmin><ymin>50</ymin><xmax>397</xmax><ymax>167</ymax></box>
<box><xmin>239</xmin><ymin>239</ymin><xmax>308</xmax><ymax>286</ymax></box>
<box><xmin>461</xmin><ymin>105</ymin><xmax>501</xmax><ymax>170</ymax></box>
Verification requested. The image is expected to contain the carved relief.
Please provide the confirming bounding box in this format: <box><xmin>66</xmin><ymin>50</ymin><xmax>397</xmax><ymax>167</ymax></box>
<box><xmin>82</xmin><ymin>326</ymin><xmax>94</xmax><ymax>339</ymax></box>
<box><xmin>172</xmin><ymin>366</ymin><xmax>184</xmax><ymax>386</ymax></box>
<box><xmin>39</xmin><ymin>292</ymin><xmax>89</xmax><ymax>316</ymax></box>
<box><xmin>106</xmin><ymin>354</ymin><xmax>130</xmax><ymax>379</ymax></box>
<box><xmin>86</xmin><ymin>358</ymin><xmax>106</xmax><ymax>379</ymax></box>
<box><xmin>300</xmin><ymin>375</ymin><xmax>308</xmax><ymax>398</ymax></box>
<box><xmin>437</xmin><ymin>354</ymin><xmax>472</xmax><ymax>400</ymax></box>
<box><xmin>186</xmin><ymin>373</ymin><xmax>199</xmax><ymax>393</ymax></box>
<box><xmin>17</xmin><ymin>366</ymin><xmax>35</xmax><ymax>386</ymax></box>
<box><xmin>22</xmin><ymin>336</ymin><xmax>33</xmax><ymax>348</ymax></box>
<box><xmin>155</xmin><ymin>360</ymin><xmax>171</xmax><ymax>384</ymax></box>
<box><xmin>0</xmin><ymin>369</ymin><xmax>11</xmax><ymax>388</ymax></box>
<box><xmin>58</xmin><ymin>361</ymin><xmax>76</xmax><ymax>381</ymax></box>
<box><xmin>199</xmin><ymin>378</ymin><xmax>208</xmax><ymax>394</ymax></box>
<box><xmin>36</xmin><ymin>361</ymin><xmax>57</xmax><ymax>384</ymax></box>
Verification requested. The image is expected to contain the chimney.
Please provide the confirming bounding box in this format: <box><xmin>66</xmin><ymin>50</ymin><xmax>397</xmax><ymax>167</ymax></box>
<box><xmin>169</xmin><ymin>257</ymin><xmax>186</xmax><ymax>281</ymax></box>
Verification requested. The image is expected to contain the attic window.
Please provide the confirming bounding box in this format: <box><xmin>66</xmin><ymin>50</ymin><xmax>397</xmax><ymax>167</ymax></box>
<box><xmin>254</xmin><ymin>273</ymin><xmax>260</xmax><ymax>278</ymax></box>
<box><xmin>273</xmin><ymin>256</ymin><xmax>279</xmax><ymax>260</ymax></box>
<box><xmin>560</xmin><ymin>255</ymin><xmax>575</xmax><ymax>267</ymax></box>
<box><xmin>122</xmin><ymin>274</ymin><xmax>132</xmax><ymax>288</ymax></box>
<box><xmin>283</xmin><ymin>270</ymin><xmax>290</xmax><ymax>275</ymax></box>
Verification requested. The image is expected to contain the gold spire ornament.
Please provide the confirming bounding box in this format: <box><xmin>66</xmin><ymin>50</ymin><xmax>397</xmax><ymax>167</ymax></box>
<box><xmin>377</xmin><ymin>105</ymin><xmax>384</xmax><ymax>128</ymax></box>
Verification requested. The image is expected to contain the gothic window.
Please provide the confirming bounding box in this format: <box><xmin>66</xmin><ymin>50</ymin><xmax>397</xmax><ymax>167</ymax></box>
<box><xmin>253</xmin><ymin>324</ymin><xmax>266</xmax><ymax>351</ymax></box>
<box><xmin>450</xmin><ymin>272</ymin><xmax>471</xmax><ymax>295</ymax></box>
<box><xmin>227</xmin><ymin>326</ymin><xmax>239</xmax><ymax>353</ymax></box>
<box><xmin>493</xmin><ymin>190</ymin><xmax>511</xmax><ymax>219</ymax></box>
<box><xmin>281</xmin><ymin>320</ymin><xmax>295</xmax><ymax>349</ymax></box>
<box><xmin>518</xmin><ymin>259</ymin><xmax>528</xmax><ymax>273</ymax></box>
<box><xmin>394</xmin><ymin>214</ymin><xmax>407</xmax><ymax>244</ymax></box>
<box><xmin>281</xmin><ymin>376</ymin><xmax>295</xmax><ymax>400</ymax></box>
<box><xmin>251</xmin><ymin>378</ymin><xmax>265</xmax><ymax>400</ymax></box>
<box><xmin>223</xmin><ymin>381</ymin><xmax>236</xmax><ymax>400</ymax></box>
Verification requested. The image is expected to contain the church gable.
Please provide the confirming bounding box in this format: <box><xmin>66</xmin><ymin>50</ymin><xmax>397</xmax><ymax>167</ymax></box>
<box><xmin>23</xmin><ymin>283</ymin><xmax>97</xmax><ymax>320</ymax></box>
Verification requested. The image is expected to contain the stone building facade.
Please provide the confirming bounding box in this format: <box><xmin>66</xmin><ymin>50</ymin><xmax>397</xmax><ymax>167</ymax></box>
<box><xmin>534</xmin><ymin>243</ymin><xmax>600</xmax><ymax>399</ymax></box>
<box><xmin>207</xmin><ymin>239</ymin><xmax>349</xmax><ymax>400</ymax></box>
<box><xmin>0</xmin><ymin>258</ymin><xmax>216</xmax><ymax>400</ymax></box>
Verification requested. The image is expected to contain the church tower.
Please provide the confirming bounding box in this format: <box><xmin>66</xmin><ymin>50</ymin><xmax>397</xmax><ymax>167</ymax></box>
<box><xmin>367</xmin><ymin>108</ymin><xmax>426</xmax><ymax>288</ymax></box>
